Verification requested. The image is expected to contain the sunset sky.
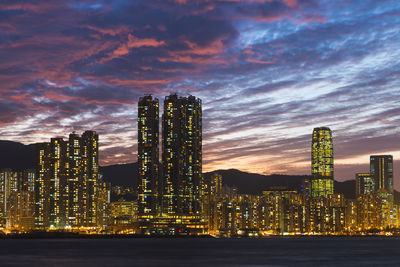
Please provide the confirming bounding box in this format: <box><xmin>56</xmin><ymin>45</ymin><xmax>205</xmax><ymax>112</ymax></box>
<box><xmin>0</xmin><ymin>0</ymin><xmax>399</xmax><ymax>187</ymax></box>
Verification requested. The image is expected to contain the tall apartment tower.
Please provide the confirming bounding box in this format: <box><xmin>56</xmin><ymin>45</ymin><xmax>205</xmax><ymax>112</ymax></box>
<box><xmin>35</xmin><ymin>142</ymin><xmax>51</xmax><ymax>228</ymax></box>
<box><xmin>137</xmin><ymin>95</ymin><xmax>159</xmax><ymax>217</ymax></box>
<box><xmin>34</xmin><ymin>131</ymin><xmax>99</xmax><ymax>229</ymax></box>
<box><xmin>311</xmin><ymin>127</ymin><xmax>334</xmax><ymax>198</ymax></box>
<box><xmin>82</xmin><ymin>130</ymin><xmax>99</xmax><ymax>227</ymax></box>
<box><xmin>68</xmin><ymin>133</ymin><xmax>83</xmax><ymax>227</ymax></box>
<box><xmin>370</xmin><ymin>155</ymin><xmax>393</xmax><ymax>202</ymax></box>
<box><xmin>49</xmin><ymin>138</ymin><xmax>68</xmax><ymax>227</ymax></box>
<box><xmin>162</xmin><ymin>94</ymin><xmax>180</xmax><ymax>215</ymax></box>
<box><xmin>162</xmin><ymin>94</ymin><xmax>202</xmax><ymax>216</ymax></box>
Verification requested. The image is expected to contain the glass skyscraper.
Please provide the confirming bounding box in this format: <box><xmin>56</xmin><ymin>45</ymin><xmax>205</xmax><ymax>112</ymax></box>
<box><xmin>370</xmin><ymin>155</ymin><xmax>393</xmax><ymax>202</ymax></box>
<box><xmin>311</xmin><ymin>127</ymin><xmax>334</xmax><ymax>198</ymax></box>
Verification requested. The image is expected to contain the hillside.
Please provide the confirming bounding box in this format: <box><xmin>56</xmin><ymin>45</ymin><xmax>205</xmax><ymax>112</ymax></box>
<box><xmin>100</xmin><ymin>163</ymin><xmax>138</xmax><ymax>187</ymax></box>
<box><xmin>0</xmin><ymin>140</ymin><xmax>36</xmax><ymax>170</ymax></box>
<box><xmin>100</xmin><ymin>164</ymin><xmax>358</xmax><ymax>199</ymax></box>
<box><xmin>0</xmin><ymin>140</ymin><xmax>386</xmax><ymax>200</ymax></box>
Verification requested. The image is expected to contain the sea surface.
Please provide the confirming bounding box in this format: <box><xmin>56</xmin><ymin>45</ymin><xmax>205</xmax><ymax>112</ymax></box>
<box><xmin>0</xmin><ymin>237</ymin><xmax>399</xmax><ymax>266</ymax></box>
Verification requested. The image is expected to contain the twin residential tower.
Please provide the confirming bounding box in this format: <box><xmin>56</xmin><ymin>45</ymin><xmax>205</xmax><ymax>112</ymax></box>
<box><xmin>137</xmin><ymin>94</ymin><xmax>202</xmax><ymax>226</ymax></box>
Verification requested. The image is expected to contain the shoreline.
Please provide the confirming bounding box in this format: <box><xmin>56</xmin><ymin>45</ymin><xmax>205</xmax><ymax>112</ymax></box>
<box><xmin>0</xmin><ymin>232</ymin><xmax>400</xmax><ymax>239</ymax></box>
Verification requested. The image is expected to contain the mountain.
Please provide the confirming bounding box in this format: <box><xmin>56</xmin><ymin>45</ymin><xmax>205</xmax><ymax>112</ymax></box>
<box><xmin>204</xmin><ymin>169</ymin><xmax>358</xmax><ymax>199</ymax></box>
<box><xmin>203</xmin><ymin>169</ymin><xmax>308</xmax><ymax>195</ymax></box>
<box><xmin>334</xmin><ymin>180</ymin><xmax>356</xmax><ymax>199</ymax></box>
<box><xmin>100</xmin><ymin>163</ymin><xmax>137</xmax><ymax>187</ymax></box>
<box><xmin>99</xmin><ymin>164</ymin><xmax>359</xmax><ymax>199</ymax></box>
<box><xmin>0</xmin><ymin>140</ymin><xmax>36</xmax><ymax>171</ymax></box>
<box><xmin>0</xmin><ymin>140</ymin><xmax>391</xmax><ymax>201</ymax></box>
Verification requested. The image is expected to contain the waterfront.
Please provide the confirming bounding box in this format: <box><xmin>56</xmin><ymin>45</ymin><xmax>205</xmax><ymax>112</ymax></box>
<box><xmin>0</xmin><ymin>237</ymin><xmax>399</xmax><ymax>266</ymax></box>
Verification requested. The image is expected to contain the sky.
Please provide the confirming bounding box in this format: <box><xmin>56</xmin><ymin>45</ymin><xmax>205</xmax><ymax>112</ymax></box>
<box><xmin>0</xmin><ymin>0</ymin><xmax>399</xmax><ymax>187</ymax></box>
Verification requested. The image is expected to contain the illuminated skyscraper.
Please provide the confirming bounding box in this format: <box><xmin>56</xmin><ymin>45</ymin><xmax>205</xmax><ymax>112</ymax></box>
<box><xmin>210</xmin><ymin>173</ymin><xmax>222</xmax><ymax>197</ymax></box>
<box><xmin>82</xmin><ymin>130</ymin><xmax>99</xmax><ymax>227</ymax></box>
<box><xmin>370</xmin><ymin>155</ymin><xmax>393</xmax><ymax>194</ymax></box>
<box><xmin>49</xmin><ymin>138</ymin><xmax>68</xmax><ymax>228</ymax></box>
<box><xmin>68</xmin><ymin>133</ymin><xmax>82</xmax><ymax>227</ymax></box>
<box><xmin>34</xmin><ymin>131</ymin><xmax>100</xmax><ymax>229</ymax></box>
<box><xmin>162</xmin><ymin>94</ymin><xmax>202</xmax><ymax>216</ymax></box>
<box><xmin>35</xmin><ymin>142</ymin><xmax>51</xmax><ymax>228</ymax></box>
<box><xmin>370</xmin><ymin>155</ymin><xmax>393</xmax><ymax>202</ymax></box>
<box><xmin>355</xmin><ymin>173</ymin><xmax>374</xmax><ymax>197</ymax></box>
<box><xmin>137</xmin><ymin>95</ymin><xmax>159</xmax><ymax>217</ymax></box>
<box><xmin>311</xmin><ymin>127</ymin><xmax>334</xmax><ymax>198</ymax></box>
<box><xmin>162</xmin><ymin>94</ymin><xmax>180</xmax><ymax>214</ymax></box>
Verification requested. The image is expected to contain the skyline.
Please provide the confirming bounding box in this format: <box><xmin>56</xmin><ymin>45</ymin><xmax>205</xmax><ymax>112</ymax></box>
<box><xmin>1</xmin><ymin>0</ymin><xmax>400</xmax><ymax>187</ymax></box>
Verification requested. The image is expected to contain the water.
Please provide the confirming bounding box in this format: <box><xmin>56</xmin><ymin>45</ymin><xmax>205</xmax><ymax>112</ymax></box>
<box><xmin>0</xmin><ymin>237</ymin><xmax>399</xmax><ymax>266</ymax></box>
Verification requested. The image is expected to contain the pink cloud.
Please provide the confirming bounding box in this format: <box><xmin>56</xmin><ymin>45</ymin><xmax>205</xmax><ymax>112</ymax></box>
<box><xmin>218</xmin><ymin>0</ymin><xmax>298</xmax><ymax>8</ymax></box>
<box><xmin>157</xmin><ymin>36</ymin><xmax>229</xmax><ymax>65</ymax></box>
<box><xmin>246</xmin><ymin>57</ymin><xmax>277</xmax><ymax>64</ymax></box>
<box><xmin>85</xmin><ymin>25</ymin><xmax>131</xmax><ymax>36</ymax></box>
<box><xmin>104</xmin><ymin>34</ymin><xmax>166</xmax><ymax>62</ymax></box>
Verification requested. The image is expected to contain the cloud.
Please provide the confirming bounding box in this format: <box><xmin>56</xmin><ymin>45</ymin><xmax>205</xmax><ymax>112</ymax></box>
<box><xmin>1</xmin><ymin>0</ymin><xmax>400</xmax><ymax>188</ymax></box>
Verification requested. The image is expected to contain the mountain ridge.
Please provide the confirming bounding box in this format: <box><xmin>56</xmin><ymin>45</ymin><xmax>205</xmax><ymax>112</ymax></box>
<box><xmin>0</xmin><ymin>140</ymin><xmax>389</xmax><ymax>200</ymax></box>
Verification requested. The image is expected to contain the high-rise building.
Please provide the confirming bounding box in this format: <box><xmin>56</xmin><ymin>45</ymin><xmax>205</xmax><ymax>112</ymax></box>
<box><xmin>137</xmin><ymin>95</ymin><xmax>159</xmax><ymax>218</ymax></box>
<box><xmin>96</xmin><ymin>180</ymin><xmax>110</xmax><ymax>230</ymax></box>
<box><xmin>0</xmin><ymin>169</ymin><xmax>13</xmax><ymax>228</ymax></box>
<box><xmin>34</xmin><ymin>131</ymin><xmax>100</xmax><ymax>229</ymax></box>
<box><xmin>7</xmin><ymin>190</ymin><xmax>35</xmax><ymax>231</ymax></box>
<box><xmin>355</xmin><ymin>173</ymin><xmax>374</xmax><ymax>196</ymax></box>
<box><xmin>0</xmin><ymin>169</ymin><xmax>36</xmax><ymax>230</ymax></box>
<box><xmin>35</xmin><ymin>143</ymin><xmax>51</xmax><ymax>229</ymax></box>
<box><xmin>161</xmin><ymin>94</ymin><xmax>180</xmax><ymax>215</ymax></box>
<box><xmin>49</xmin><ymin>137</ymin><xmax>68</xmax><ymax>228</ymax></box>
<box><xmin>82</xmin><ymin>130</ymin><xmax>99</xmax><ymax>227</ymax></box>
<box><xmin>162</xmin><ymin>94</ymin><xmax>202</xmax><ymax>216</ymax></box>
<box><xmin>311</xmin><ymin>127</ymin><xmax>334</xmax><ymax>198</ymax></box>
<box><xmin>370</xmin><ymin>155</ymin><xmax>394</xmax><ymax>226</ymax></box>
<box><xmin>68</xmin><ymin>133</ymin><xmax>83</xmax><ymax>227</ymax></box>
<box><xmin>370</xmin><ymin>155</ymin><xmax>393</xmax><ymax>198</ymax></box>
<box><xmin>179</xmin><ymin>95</ymin><xmax>202</xmax><ymax>215</ymax></box>
<box><xmin>210</xmin><ymin>173</ymin><xmax>222</xmax><ymax>197</ymax></box>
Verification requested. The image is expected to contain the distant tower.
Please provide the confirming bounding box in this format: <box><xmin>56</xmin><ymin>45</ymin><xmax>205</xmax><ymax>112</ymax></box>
<box><xmin>137</xmin><ymin>95</ymin><xmax>159</xmax><ymax>217</ymax></box>
<box><xmin>311</xmin><ymin>127</ymin><xmax>334</xmax><ymax>198</ymax></box>
<box><xmin>370</xmin><ymin>155</ymin><xmax>393</xmax><ymax>202</ymax></box>
<box><xmin>210</xmin><ymin>173</ymin><xmax>222</xmax><ymax>197</ymax></box>
<box><xmin>355</xmin><ymin>173</ymin><xmax>374</xmax><ymax>197</ymax></box>
<box><xmin>162</xmin><ymin>94</ymin><xmax>202</xmax><ymax>216</ymax></box>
